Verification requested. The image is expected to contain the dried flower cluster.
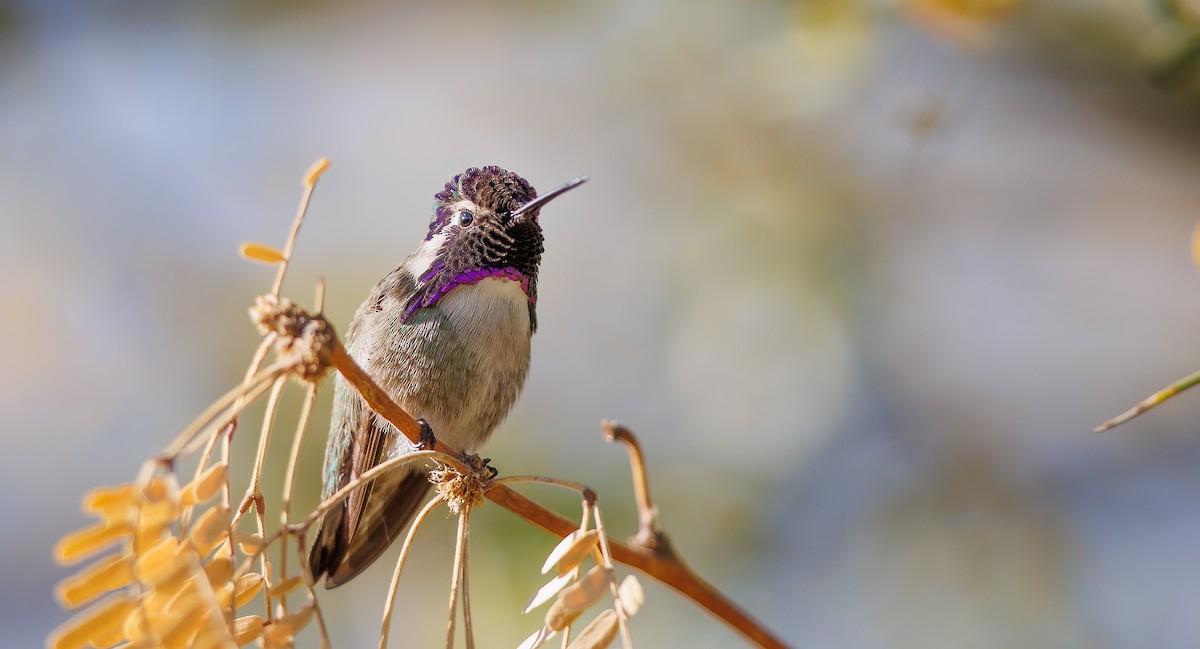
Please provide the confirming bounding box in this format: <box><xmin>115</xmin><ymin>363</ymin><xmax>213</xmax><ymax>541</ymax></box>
<box><xmin>516</xmin><ymin>506</ymin><xmax>644</xmax><ymax>649</ymax></box>
<box><xmin>50</xmin><ymin>467</ymin><xmax>318</xmax><ymax>649</ymax></box>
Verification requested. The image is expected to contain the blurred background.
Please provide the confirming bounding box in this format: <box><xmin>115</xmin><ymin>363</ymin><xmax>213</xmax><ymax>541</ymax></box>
<box><xmin>6</xmin><ymin>0</ymin><xmax>1200</xmax><ymax>647</ymax></box>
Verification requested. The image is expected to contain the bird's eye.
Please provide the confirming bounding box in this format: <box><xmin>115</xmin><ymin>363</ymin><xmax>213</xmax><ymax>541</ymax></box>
<box><xmin>457</xmin><ymin>211</ymin><xmax>473</xmax><ymax>226</ymax></box>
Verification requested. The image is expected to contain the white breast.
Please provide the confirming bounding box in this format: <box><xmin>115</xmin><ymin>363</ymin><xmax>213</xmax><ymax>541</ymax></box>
<box><xmin>431</xmin><ymin>276</ymin><xmax>532</xmax><ymax>451</ymax></box>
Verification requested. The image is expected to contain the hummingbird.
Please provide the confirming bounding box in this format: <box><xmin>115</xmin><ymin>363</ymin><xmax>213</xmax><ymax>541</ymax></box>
<box><xmin>308</xmin><ymin>166</ymin><xmax>588</xmax><ymax>588</ymax></box>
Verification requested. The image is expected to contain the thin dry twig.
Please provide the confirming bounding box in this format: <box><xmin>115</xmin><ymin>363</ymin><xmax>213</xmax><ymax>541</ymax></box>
<box><xmin>379</xmin><ymin>495</ymin><xmax>446</xmax><ymax>649</ymax></box>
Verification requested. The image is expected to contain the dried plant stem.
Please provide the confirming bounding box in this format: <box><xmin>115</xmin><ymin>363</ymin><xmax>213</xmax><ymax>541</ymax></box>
<box><xmin>278</xmin><ymin>381</ymin><xmax>319</xmax><ymax>616</ymax></box>
<box><xmin>445</xmin><ymin>508</ymin><xmax>470</xmax><ymax>649</ymax></box>
<box><xmin>460</xmin><ymin>508</ymin><xmax>475</xmax><ymax>649</ymax></box>
<box><xmin>483</xmin><ymin>485</ymin><xmax>787</xmax><ymax>649</ymax></box>
<box><xmin>592</xmin><ymin>505</ymin><xmax>632</xmax><ymax>649</ymax></box>
<box><xmin>161</xmin><ymin>361</ymin><xmax>288</xmax><ymax>460</ymax></box>
<box><xmin>380</xmin><ymin>495</ymin><xmax>445</xmax><ymax>649</ymax></box>
<box><xmin>1094</xmin><ymin>368</ymin><xmax>1200</xmax><ymax>432</ymax></box>
<box><xmin>270</xmin><ymin>158</ymin><xmax>329</xmax><ymax>298</ymax></box>
<box><xmin>602</xmin><ymin>420</ymin><xmax>665</xmax><ymax>553</ymax></box>
<box><xmin>301</xmin><ymin>450</ymin><xmax>456</xmax><ymax>529</ymax></box>
<box><xmin>491</xmin><ymin>475</ymin><xmax>596</xmax><ymax>498</ymax></box>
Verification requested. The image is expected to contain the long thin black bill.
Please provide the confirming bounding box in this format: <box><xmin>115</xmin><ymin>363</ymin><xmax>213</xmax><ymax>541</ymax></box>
<box><xmin>512</xmin><ymin>176</ymin><xmax>589</xmax><ymax>220</ymax></box>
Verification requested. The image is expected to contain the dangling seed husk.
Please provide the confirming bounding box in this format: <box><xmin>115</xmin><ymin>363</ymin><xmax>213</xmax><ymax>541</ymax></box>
<box><xmin>541</xmin><ymin>529</ymin><xmax>598</xmax><ymax>575</ymax></box>
<box><xmin>616</xmin><ymin>575</ymin><xmax>644</xmax><ymax>617</ymax></box>
<box><xmin>182</xmin><ymin>463</ymin><xmax>229</xmax><ymax>505</ymax></box>
<box><xmin>544</xmin><ymin>596</ymin><xmax>585</xmax><ymax>632</ymax></box>
<box><xmin>240</xmin><ymin>242</ymin><xmax>287</xmax><ymax>265</ymax></box>
<box><xmin>190</xmin><ymin>506</ymin><xmax>232</xmax><ymax>555</ymax></box>
<box><xmin>234</xmin><ymin>532</ymin><xmax>265</xmax><ymax>555</ymax></box>
<box><xmin>515</xmin><ymin>625</ymin><xmax>557</xmax><ymax>649</ymax></box>
<box><xmin>204</xmin><ymin>556</ymin><xmax>234</xmax><ymax>587</ymax></box>
<box><xmin>55</xmin><ymin>553</ymin><xmax>135</xmax><ymax>609</ymax></box>
<box><xmin>267</xmin><ymin>575</ymin><xmax>304</xmax><ymax>598</ymax></box>
<box><xmin>231</xmin><ymin>614</ymin><xmax>265</xmax><ymax>645</ymax></box>
<box><xmin>82</xmin><ymin>484</ymin><xmax>136</xmax><ymax>518</ymax></box>
<box><xmin>565</xmin><ymin>609</ymin><xmax>618</xmax><ymax>649</ymax></box>
<box><xmin>48</xmin><ymin>592</ymin><xmax>136</xmax><ymax>649</ymax></box>
<box><xmin>522</xmin><ymin>571</ymin><xmax>576</xmax><ymax>614</ymax></box>
<box><xmin>55</xmin><ymin>521</ymin><xmax>131</xmax><ymax>565</ymax></box>
<box><xmin>560</xmin><ymin>565</ymin><xmax>610</xmax><ymax>611</ymax></box>
<box><xmin>134</xmin><ymin>537</ymin><xmax>183</xmax><ymax>584</ymax></box>
<box><xmin>217</xmin><ymin>572</ymin><xmax>264</xmax><ymax>609</ymax></box>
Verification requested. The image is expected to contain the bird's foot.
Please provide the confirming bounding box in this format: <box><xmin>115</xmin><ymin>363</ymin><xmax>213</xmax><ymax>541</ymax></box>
<box><xmin>456</xmin><ymin>452</ymin><xmax>499</xmax><ymax>479</ymax></box>
<box><xmin>416</xmin><ymin>418</ymin><xmax>437</xmax><ymax>451</ymax></box>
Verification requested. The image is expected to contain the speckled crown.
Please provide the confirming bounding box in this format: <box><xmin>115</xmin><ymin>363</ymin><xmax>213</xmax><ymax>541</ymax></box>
<box><xmin>426</xmin><ymin>166</ymin><xmax>537</xmax><ymax>240</ymax></box>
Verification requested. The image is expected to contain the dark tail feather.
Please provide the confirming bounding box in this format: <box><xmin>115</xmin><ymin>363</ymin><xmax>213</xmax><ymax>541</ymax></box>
<box><xmin>307</xmin><ymin>504</ymin><xmax>347</xmax><ymax>587</ymax></box>
<box><xmin>310</xmin><ymin>469</ymin><xmax>433</xmax><ymax>589</ymax></box>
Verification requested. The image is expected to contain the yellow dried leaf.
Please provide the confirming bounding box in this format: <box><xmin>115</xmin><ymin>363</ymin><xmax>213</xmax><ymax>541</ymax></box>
<box><xmin>560</xmin><ymin>565</ymin><xmax>610</xmax><ymax>611</ymax></box>
<box><xmin>566</xmin><ymin>609</ymin><xmax>618</xmax><ymax>649</ymax></box>
<box><xmin>204</xmin><ymin>556</ymin><xmax>234</xmax><ymax>586</ymax></box>
<box><xmin>515</xmin><ymin>625</ymin><xmax>557</xmax><ymax>649</ymax></box>
<box><xmin>615</xmin><ymin>575</ymin><xmax>644</xmax><ymax>617</ymax></box>
<box><xmin>305</xmin><ymin>158</ymin><xmax>332</xmax><ymax>186</ymax></box>
<box><xmin>160</xmin><ymin>598</ymin><xmax>209</xmax><ymax>649</ymax></box>
<box><xmin>273</xmin><ymin>605</ymin><xmax>315</xmax><ymax>635</ymax></box>
<box><xmin>138</xmin><ymin>499</ymin><xmax>180</xmax><ymax>531</ymax></box>
<box><xmin>1192</xmin><ymin>221</ymin><xmax>1200</xmax><ymax>271</ymax></box>
<box><xmin>240</xmin><ymin>242</ymin><xmax>287</xmax><ymax>265</ymax></box>
<box><xmin>190</xmin><ymin>506</ymin><xmax>232</xmax><ymax>555</ymax></box>
<box><xmin>217</xmin><ymin>572</ymin><xmax>264</xmax><ymax>609</ymax></box>
<box><xmin>134</xmin><ymin>537</ymin><xmax>182</xmax><ymax>584</ymax></box>
<box><xmin>267</xmin><ymin>575</ymin><xmax>304</xmax><ymax>598</ymax></box>
<box><xmin>48</xmin><ymin>592</ymin><xmax>136</xmax><ymax>649</ymax></box>
<box><xmin>541</xmin><ymin>529</ymin><xmax>598</xmax><ymax>575</ymax></box>
<box><xmin>195</xmin><ymin>627</ymin><xmax>240</xmax><ymax>649</ymax></box>
<box><xmin>231</xmin><ymin>615</ymin><xmax>266</xmax><ymax>646</ymax></box>
<box><xmin>235</xmin><ymin>532</ymin><xmax>265</xmax><ymax>555</ymax></box>
<box><xmin>182</xmin><ymin>463</ymin><xmax>229</xmax><ymax>505</ymax></box>
<box><xmin>260</xmin><ymin>622</ymin><xmax>294</xmax><ymax>649</ymax></box>
<box><xmin>82</xmin><ymin>484</ymin><xmax>136</xmax><ymax>517</ymax></box>
<box><xmin>55</xmin><ymin>553</ymin><xmax>135</xmax><ymax>609</ymax></box>
<box><xmin>544</xmin><ymin>595</ymin><xmax>585</xmax><ymax>632</ymax></box>
<box><xmin>55</xmin><ymin>521</ymin><xmax>131</xmax><ymax>565</ymax></box>
<box><xmin>522</xmin><ymin>571</ymin><xmax>576</xmax><ymax>614</ymax></box>
<box><xmin>142</xmin><ymin>476</ymin><xmax>176</xmax><ymax>503</ymax></box>
<box><xmin>124</xmin><ymin>604</ymin><xmax>148</xmax><ymax>643</ymax></box>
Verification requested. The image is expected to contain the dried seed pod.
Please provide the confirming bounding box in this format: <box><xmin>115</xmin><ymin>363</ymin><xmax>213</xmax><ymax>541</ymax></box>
<box><xmin>141</xmin><ymin>476</ymin><xmax>177</xmax><ymax>503</ymax></box>
<box><xmin>55</xmin><ymin>521</ymin><xmax>131</xmax><ymax>565</ymax></box>
<box><xmin>231</xmin><ymin>614</ymin><xmax>266</xmax><ymax>645</ymax></box>
<box><xmin>194</xmin><ymin>627</ymin><xmax>240</xmax><ymax>649</ymax></box>
<box><xmin>159</xmin><ymin>598</ymin><xmax>209</xmax><ymax>648</ymax></box>
<box><xmin>267</xmin><ymin>575</ymin><xmax>304</xmax><ymax>598</ymax></box>
<box><xmin>515</xmin><ymin>625</ymin><xmax>557</xmax><ymax>649</ymax></box>
<box><xmin>190</xmin><ymin>506</ymin><xmax>232</xmax><ymax>555</ymax></box>
<box><xmin>182</xmin><ymin>463</ymin><xmax>229</xmax><ymax>505</ymax></box>
<box><xmin>566</xmin><ymin>609</ymin><xmax>618</xmax><ymax>649</ymax></box>
<box><xmin>560</xmin><ymin>565</ymin><xmax>610</xmax><ymax>611</ymax></box>
<box><xmin>305</xmin><ymin>158</ymin><xmax>331</xmax><ymax>186</ymax></box>
<box><xmin>273</xmin><ymin>605</ymin><xmax>315</xmax><ymax>635</ymax></box>
<box><xmin>47</xmin><ymin>592</ymin><xmax>136</xmax><ymax>649</ymax></box>
<box><xmin>522</xmin><ymin>571</ymin><xmax>576</xmax><ymax>614</ymax></box>
<box><xmin>134</xmin><ymin>537</ymin><xmax>183</xmax><ymax>584</ymax></box>
<box><xmin>55</xmin><ymin>553</ymin><xmax>135</xmax><ymax>609</ymax></box>
<box><xmin>234</xmin><ymin>532</ymin><xmax>265</xmax><ymax>555</ymax></box>
<box><xmin>204</xmin><ymin>556</ymin><xmax>234</xmax><ymax>587</ymax></box>
<box><xmin>616</xmin><ymin>575</ymin><xmax>644</xmax><ymax>617</ymax></box>
<box><xmin>240</xmin><ymin>242</ymin><xmax>287</xmax><ymax>265</ymax></box>
<box><xmin>82</xmin><ymin>484</ymin><xmax>136</xmax><ymax>517</ymax></box>
<box><xmin>544</xmin><ymin>595</ymin><xmax>585</xmax><ymax>632</ymax></box>
<box><xmin>541</xmin><ymin>529</ymin><xmax>598</xmax><ymax>575</ymax></box>
<box><xmin>217</xmin><ymin>572</ymin><xmax>264</xmax><ymax>609</ymax></box>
